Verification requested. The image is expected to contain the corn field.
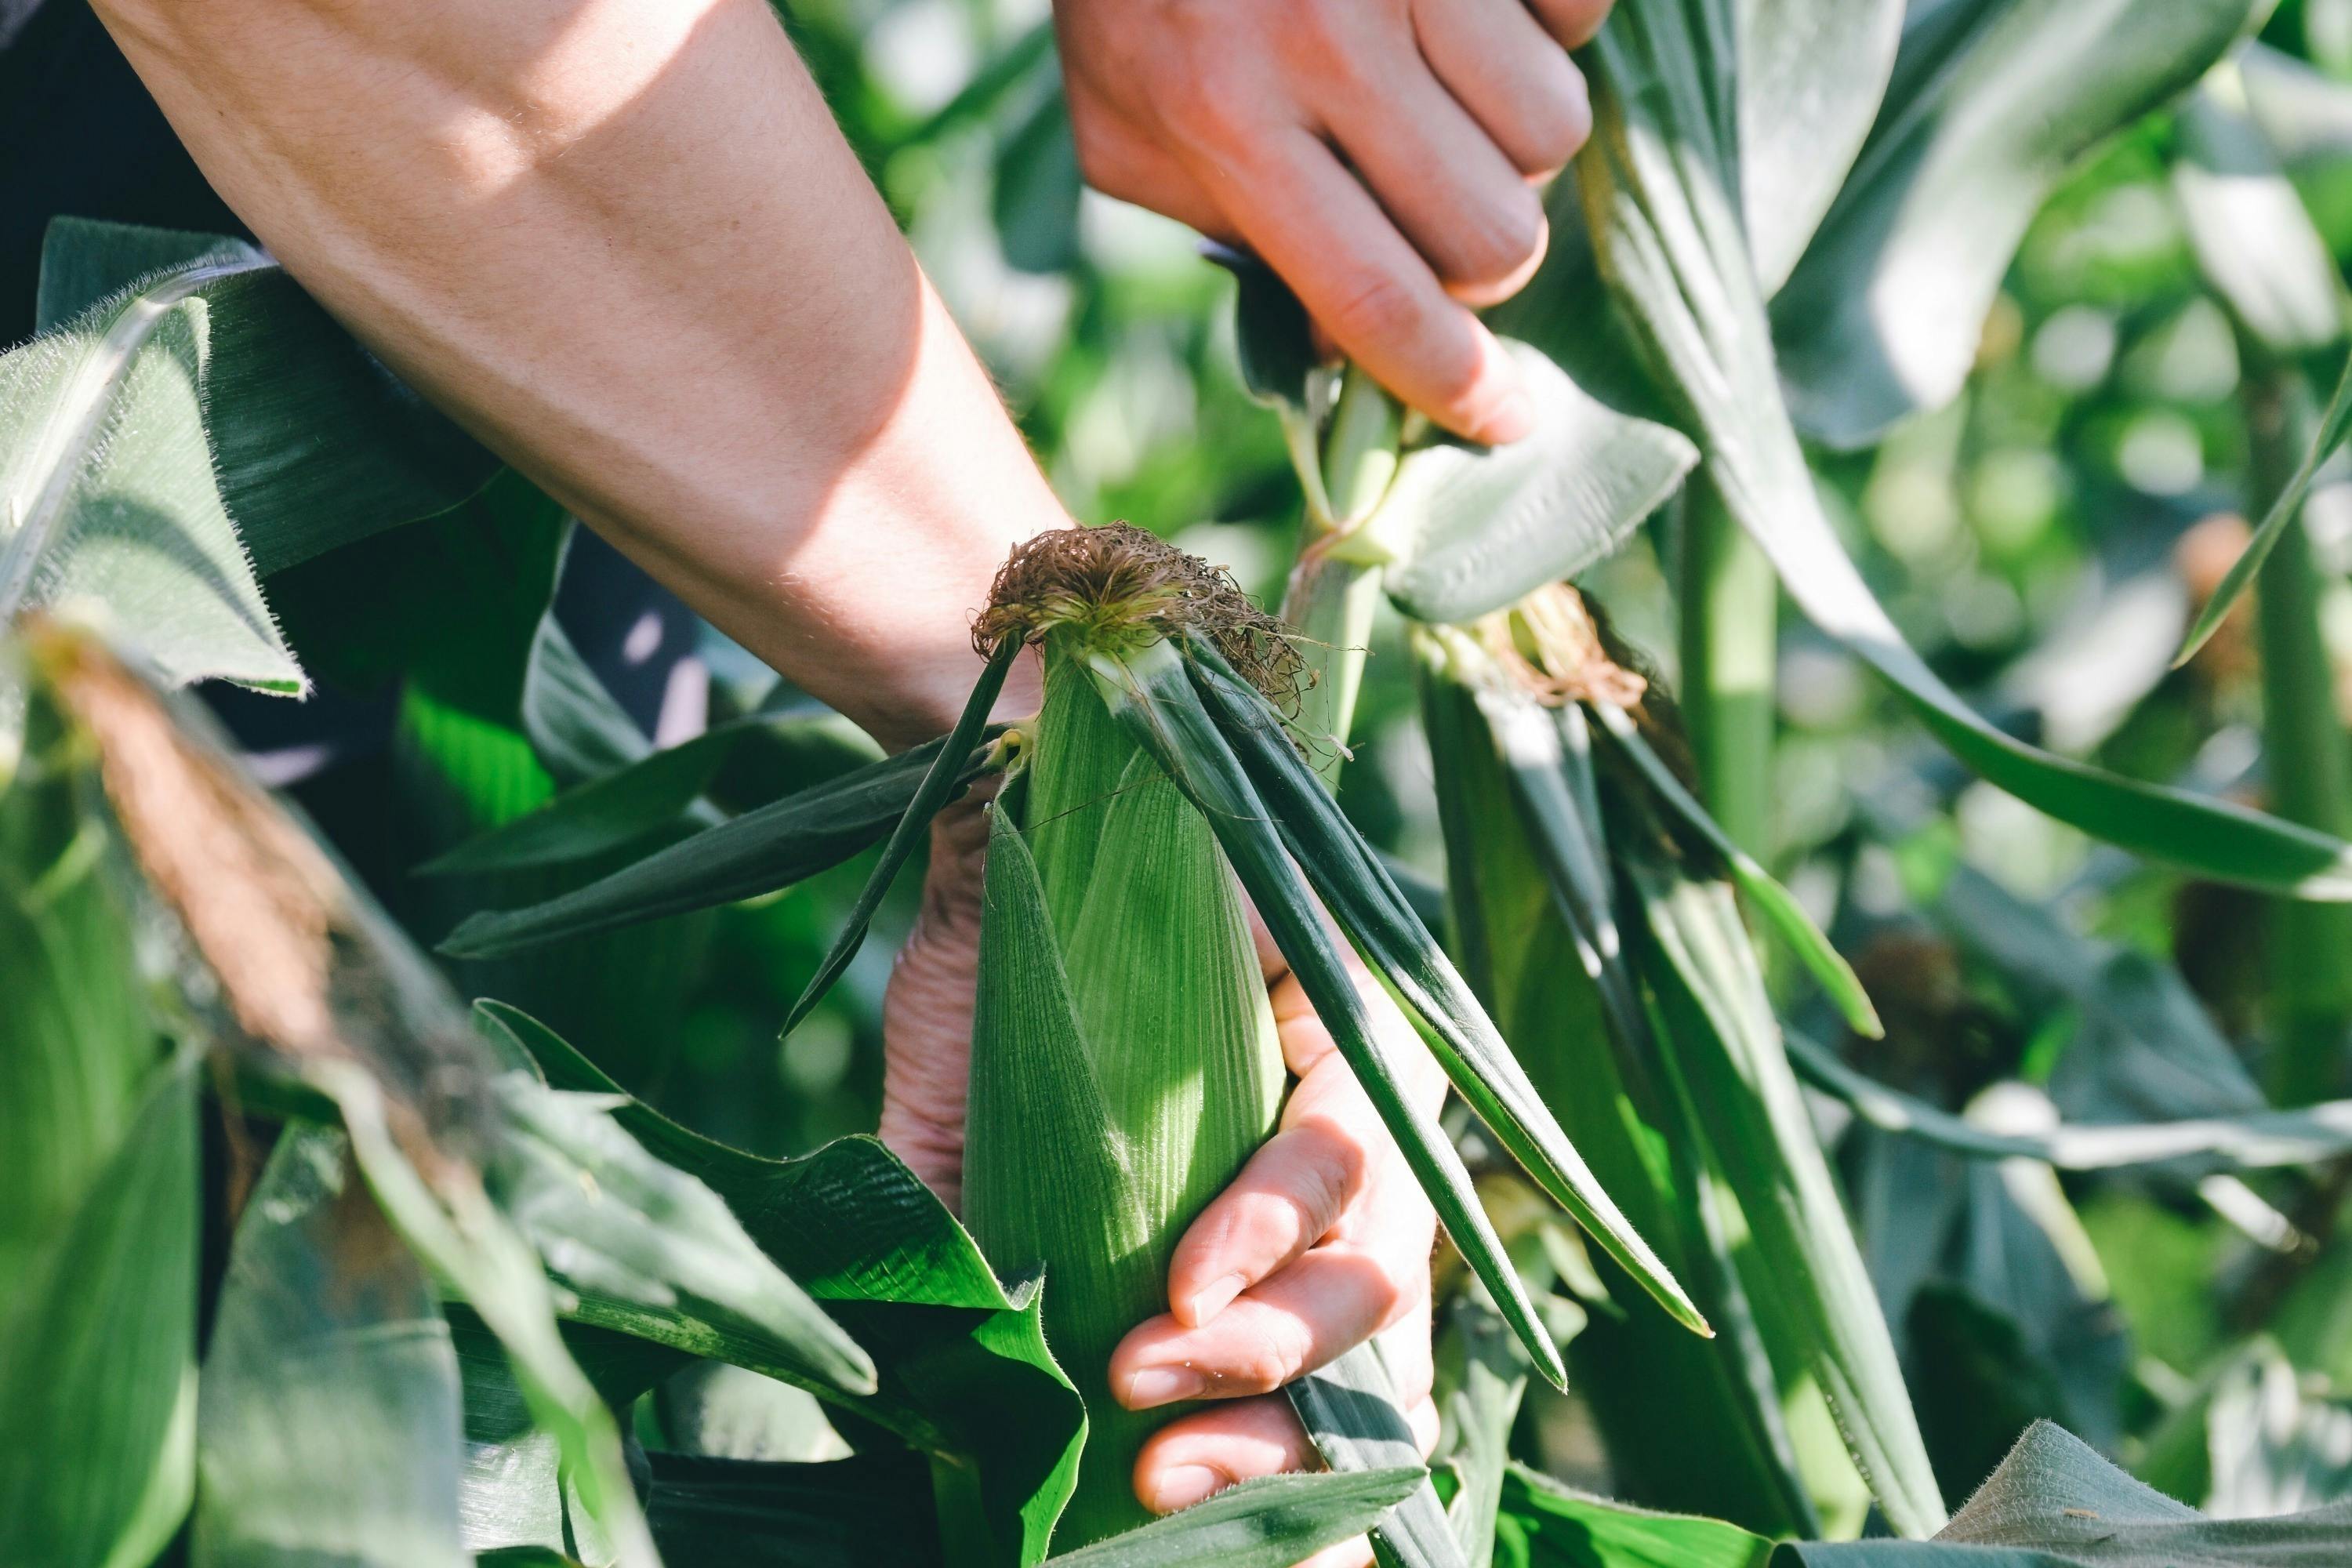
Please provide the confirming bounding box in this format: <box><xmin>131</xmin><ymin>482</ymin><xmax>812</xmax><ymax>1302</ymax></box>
<box><xmin>19</xmin><ymin>0</ymin><xmax>2352</xmax><ymax>1564</ymax></box>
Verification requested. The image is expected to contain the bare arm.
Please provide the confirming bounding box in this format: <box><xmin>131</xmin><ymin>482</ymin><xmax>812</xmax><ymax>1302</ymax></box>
<box><xmin>89</xmin><ymin>0</ymin><xmax>1056</xmax><ymax>749</ymax></box>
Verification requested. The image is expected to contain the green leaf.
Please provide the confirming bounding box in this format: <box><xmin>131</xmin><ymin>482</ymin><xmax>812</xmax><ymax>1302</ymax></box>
<box><xmin>2</xmin><ymin>670</ymin><xmax>189</xmax><ymax>1568</ymax></box>
<box><xmin>1734</xmin><ymin>0</ymin><xmax>1906</xmax><ymax>294</ymax></box>
<box><xmin>1787</xmin><ymin>1030</ymin><xmax>2352</xmax><ymax>1171</ymax></box>
<box><xmin>1183</xmin><ymin>634</ymin><xmax>1707</xmax><ymax>1341</ymax></box>
<box><xmin>2201</xmin><ymin>1339</ymin><xmax>2352</xmax><ymax>1517</ymax></box>
<box><xmin>1286</xmin><ymin>1343</ymin><xmax>1467</xmax><ymax>1568</ymax></box>
<box><xmin>1588</xmin><ymin>703</ymin><xmax>1880</xmax><ymax>1036</ymax></box>
<box><xmin>1578</xmin><ymin>0</ymin><xmax>2352</xmax><ymax>899</ymax></box>
<box><xmin>1422</xmin><ymin>648</ymin><xmax>1817</xmax><ymax>1540</ymax></box>
<box><xmin>644</xmin><ymin>1450</ymin><xmax>944</xmax><ymax>1566</ymax></box>
<box><xmin>780</xmin><ymin>638</ymin><xmax>1020</xmax><ymax>1036</ymax></box>
<box><xmin>1084</xmin><ymin>637</ymin><xmax>1569</xmax><ymax>1387</ymax></box>
<box><xmin>1041</xmin><ymin>1469</ymin><xmax>1428</xmax><ymax>1568</ymax></box>
<box><xmin>451</xmin><ymin>1312</ymin><xmax>689</xmax><ymax>1563</ymax></box>
<box><xmin>439</xmin><ymin>731</ymin><xmax>1002</xmax><ymax>958</ymax></box>
<box><xmin>522</xmin><ymin>611</ymin><xmax>655</xmax><ymax>786</ymax></box>
<box><xmin>1924</xmin><ymin>864</ymin><xmax>2264</xmax><ymax>1122</ymax></box>
<box><xmin>0</xmin><ymin>1047</ymin><xmax>198</xmax><ymax>1568</ymax></box>
<box><xmin>1773</xmin><ymin>0</ymin><xmax>2254</xmax><ymax>448</ymax></box>
<box><xmin>1214</xmin><ymin>248</ymin><xmax>1323</xmax><ymax>417</ymax></box>
<box><xmin>193</xmin><ymin>1126</ymin><xmax>468</xmax><ymax>1568</ymax></box>
<box><xmin>964</xmin><ymin>795</ymin><xmax>1192</xmax><ymax>1548</ymax></box>
<box><xmin>1783</xmin><ymin>1421</ymin><xmax>2352</xmax><ymax>1564</ymax></box>
<box><xmin>2241</xmin><ymin>39</ymin><xmax>2352</xmax><ymax>165</ymax></box>
<box><xmin>22</xmin><ymin>625</ymin><xmax>660</xmax><ymax>1566</ymax></box>
<box><xmin>0</xmin><ymin>678</ymin><xmax>154</xmax><ymax>1298</ymax></box>
<box><xmin>489</xmin><ymin>1003</ymin><xmax>1089</xmax><ymax>1568</ymax></box>
<box><xmin>2176</xmin><ymin>347</ymin><xmax>2352</xmax><ymax>666</ymax></box>
<box><xmin>2174</xmin><ymin>59</ymin><xmax>2349</xmax><ymax>358</ymax></box>
<box><xmin>421</xmin><ymin>712</ymin><xmax>879</xmax><ymax>877</ymax></box>
<box><xmin>477</xmin><ymin>1060</ymin><xmax>878</xmax><ymax>1401</ymax></box>
<box><xmin>1378</xmin><ymin>343</ymin><xmax>1697</xmax><ymax>626</ymax></box>
<box><xmin>996</xmin><ymin>88</ymin><xmax>1084</xmax><ymax>275</ymax></box>
<box><xmin>1624</xmin><ymin>848</ymin><xmax>1944</xmax><ymax>1537</ymax></box>
<box><xmin>1439</xmin><ymin>1298</ymin><xmax>1530</xmax><ymax>1568</ymax></box>
<box><xmin>33</xmin><ymin>217</ymin><xmax>496</xmax><ymax>574</ymax></box>
<box><xmin>330</xmin><ymin>1062</ymin><xmax>662</xmax><ymax>1568</ymax></box>
<box><xmin>1494</xmin><ymin>1464</ymin><xmax>1773</xmax><ymax>1568</ymax></box>
<box><xmin>0</xmin><ymin>239</ymin><xmax>303</xmax><ymax>692</ymax></box>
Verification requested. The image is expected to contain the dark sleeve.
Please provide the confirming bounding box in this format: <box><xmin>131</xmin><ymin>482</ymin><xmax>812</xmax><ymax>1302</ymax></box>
<box><xmin>0</xmin><ymin>0</ymin><xmax>249</xmax><ymax>343</ymax></box>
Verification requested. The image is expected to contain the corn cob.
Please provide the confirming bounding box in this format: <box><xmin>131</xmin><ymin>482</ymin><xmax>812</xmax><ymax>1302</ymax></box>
<box><xmin>965</xmin><ymin>539</ymin><xmax>1286</xmax><ymax>1548</ymax></box>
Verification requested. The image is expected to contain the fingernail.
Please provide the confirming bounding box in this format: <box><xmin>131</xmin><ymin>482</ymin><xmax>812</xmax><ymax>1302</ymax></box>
<box><xmin>1479</xmin><ymin>387</ymin><xmax>1536</xmax><ymax>445</ymax></box>
<box><xmin>1149</xmin><ymin>1465</ymin><xmax>1227</xmax><ymax>1513</ymax></box>
<box><xmin>1185</xmin><ymin>1273</ymin><xmax>1247</xmax><ymax>1326</ymax></box>
<box><xmin>1122</xmin><ymin>1367</ymin><xmax>1204</xmax><ymax>1410</ymax></box>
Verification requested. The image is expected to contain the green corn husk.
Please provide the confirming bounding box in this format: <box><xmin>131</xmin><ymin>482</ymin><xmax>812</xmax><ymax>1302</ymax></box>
<box><xmin>966</xmin><ymin>635</ymin><xmax>1283</xmax><ymax>1550</ymax></box>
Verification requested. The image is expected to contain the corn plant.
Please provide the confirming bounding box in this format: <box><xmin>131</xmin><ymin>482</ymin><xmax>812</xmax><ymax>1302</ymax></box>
<box><xmin>26</xmin><ymin>1</ymin><xmax>2352</xmax><ymax>1564</ymax></box>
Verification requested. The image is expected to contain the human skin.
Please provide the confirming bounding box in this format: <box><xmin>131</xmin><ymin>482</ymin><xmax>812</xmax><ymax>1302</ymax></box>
<box><xmin>87</xmin><ymin>0</ymin><xmax>1602</xmax><ymax>1544</ymax></box>
<box><xmin>1055</xmin><ymin>0</ymin><xmax>1613</xmax><ymax>444</ymax></box>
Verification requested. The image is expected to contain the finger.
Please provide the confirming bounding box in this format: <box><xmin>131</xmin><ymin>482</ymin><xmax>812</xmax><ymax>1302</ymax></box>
<box><xmin>1412</xmin><ymin>0</ymin><xmax>1592</xmax><ymax>177</ymax></box>
<box><xmin>1407</xmin><ymin>1396</ymin><xmax>1440</xmax><ymax>1457</ymax></box>
<box><xmin>1067</xmin><ymin>96</ymin><xmax>1241</xmax><ymax>242</ymax></box>
<box><xmin>1316</xmin><ymin>57</ymin><xmax>1550</xmax><ymax>305</ymax></box>
<box><xmin>1297</xmin><ymin>1537</ymin><xmax>1377</xmax><ymax>1568</ymax></box>
<box><xmin>1201</xmin><ymin>129</ymin><xmax>1534</xmax><ymax>443</ymax></box>
<box><xmin>1527</xmin><ymin>0</ymin><xmax>1614</xmax><ymax>49</ymax></box>
<box><xmin>1132</xmin><ymin>1394</ymin><xmax>1313</xmax><ymax>1513</ymax></box>
<box><xmin>1113</xmin><ymin>1248</ymin><xmax>1415</xmax><ymax>1406</ymax></box>
<box><xmin>1167</xmin><ymin>1116</ymin><xmax>1372</xmax><ymax>1327</ymax></box>
<box><xmin>1376</xmin><ymin>1294</ymin><xmax>1436</xmax><ymax>1409</ymax></box>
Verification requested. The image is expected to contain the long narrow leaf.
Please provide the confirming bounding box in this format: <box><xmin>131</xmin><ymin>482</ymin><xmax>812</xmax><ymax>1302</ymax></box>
<box><xmin>1085</xmin><ymin>638</ymin><xmax>1569</xmax><ymax>1387</ymax></box>
<box><xmin>481</xmin><ymin>1065</ymin><xmax>879</xmax><ymax>1400</ymax></box>
<box><xmin>1578</xmin><ymin>2</ymin><xmax>2352</xmax><ymax>899</ymax></box>
<box><xmin>1787</xmin><ymin>1031</ymin><xmax>2352</xmax><ymax>1172</ymax></box>
<box><xmin>194</xmin><ymin>1127</ymin><xmax>468</xmax><ymax>1568</ymax></box>
<box><xmin>781</xmin><ymin>639</ymin><xmax>1019</xmax><ymax>1036</ymax></box>
<box><xmin>1625</xmin><ymin>851</ymin><xmax>1945</xmax><ymax>1537</ymax></box>
<box><xmin>2176</xmin><ymin>348</ymin><xmax>2352</xmax><ymax>665</ymax></box>
<box><xmin>420</xmin><ymin>713</ymin><xmax>877</xmax><ymax>877</ymax></box>
<box><xmin>1285</xmin><ymin>1343</ymin><xmax>1465</xmax><ymax>1568</ymax></box>
<box><xmin>439</xmin><ymin>731</ymin><xmax>1000</xmax><ymax>958</ymax></box>
<box><xmin>1773</xmin><ymin>0</ymin><xmax>2254</xmax><ymax>447</ymax></box>
<box><xmin>1589</xmin><ymin>702</ymin><xmax>1880</xmax><ymax>1036</ymax></box>
<box><xmin>1183</xmin><ymin>633</ymin><xmax>1707</xmax><ymax>1338</ymax></box>
<box><xmin>1735</xmin><ymin>0</ymin><xmax>1905</xmax><ymax>294</ymax></box>
<box><xmin>1042</xmin><ymin>1469</ymin><xmax>1426</xmax><ymax>1568</ymax></box>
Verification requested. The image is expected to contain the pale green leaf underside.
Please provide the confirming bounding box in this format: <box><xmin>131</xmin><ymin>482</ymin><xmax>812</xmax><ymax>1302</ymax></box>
<box><xmin>0</xmin><ymin>256</ymin><xmax>302</xmax><ymax>692</ymax></box>
<box><xmin>194</xmin><ymin>1127</ymin><xmax>469</xmax><ymax>1568</ymax></box>
<box><xmin>1773</xmin><ymin>0</ymin><xmax>2253</xmax><ymax>449</ymax></box>
<box><xmin>2173</xmin><ymin>60</ymin><xmax>2349</xmax><ymax>358</ymax></box>
<box><xmin>1381</xmin><ymin>342</ymin><xmax>1697</xmax><ymax>626</ymax></box>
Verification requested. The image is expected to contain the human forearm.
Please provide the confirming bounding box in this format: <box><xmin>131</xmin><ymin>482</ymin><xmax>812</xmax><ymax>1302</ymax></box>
<box><xmin>92</xmin><ymin>0</ymin><xmax>1058</xmax><ymax>746</ymax></box>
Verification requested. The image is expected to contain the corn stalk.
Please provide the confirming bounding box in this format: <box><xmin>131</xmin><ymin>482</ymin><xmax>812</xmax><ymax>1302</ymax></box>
<box><xmin>1679</xmin><ymin>474</ymin><xmax>1777</xmax><ymax>858</ymax></box>
<box><xmin>2246</xmin><ymin>365</ymin><xmax>2352</xmax><ymax>1105</ymax></box>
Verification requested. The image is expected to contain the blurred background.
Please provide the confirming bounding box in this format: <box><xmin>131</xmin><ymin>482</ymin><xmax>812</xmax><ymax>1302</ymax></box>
<box><xmin>15</xmin><ymin>0</ymin><xmax>2352</xmax><ymax>1521</ymax></box>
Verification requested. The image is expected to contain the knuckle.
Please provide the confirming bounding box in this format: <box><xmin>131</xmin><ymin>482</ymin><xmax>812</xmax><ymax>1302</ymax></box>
<box><xmin>1322</xmin><ymin>268</ymin><xmax>1427</xmax><ymax>352</ymax></box>
<box><xmin>1286</xmin><ymin>0</ymin><xmax>1385</xmax><ymax>88</ymax></box>
<box><xmin>1151</xmin><ymin>61</ymin><xmax>1257</xmax><ymax>154</ymax></box>
<box><xmin>1234</xmin><ymin>1328</ymin><xmax>1308</xmax><ymax>1393</ymax></box>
